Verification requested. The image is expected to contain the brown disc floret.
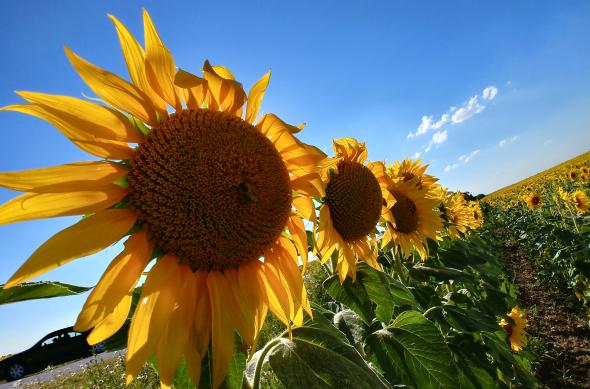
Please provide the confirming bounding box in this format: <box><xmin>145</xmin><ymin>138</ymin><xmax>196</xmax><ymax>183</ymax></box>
<box><xmin>389</xmin><ymin>190</ymin><xmax>419</xmax><ymax>234</ymax></box>
<box><xmin>324</xmin><ymin>161</ymin><xmax>382</xmax><ymax>242</ymax></box>
<box><xmin>127</xmin><ymin>109</ymin><xmax>292</xmax><ymax>272</ymax></box>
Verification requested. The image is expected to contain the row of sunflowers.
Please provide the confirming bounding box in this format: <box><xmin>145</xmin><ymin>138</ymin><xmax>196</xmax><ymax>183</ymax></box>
<box><xmin>483</xmin><ymin>155</ymin><xmax>590</xmax><ymax>313</ymax></box>
<box><xmin>0</xmin><ymin>11</ymin><xmax>535</xmax><ymax>388</ymax></box>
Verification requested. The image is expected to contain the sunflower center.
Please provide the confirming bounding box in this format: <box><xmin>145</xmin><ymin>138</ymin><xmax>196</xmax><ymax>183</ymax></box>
<box><xmin>127</xmin><ymin>109</ymin><xmax>291</xmax><ymax>272</ymax></box>
<box><xmin>390</xmin><ymin>190</ymin><xmax>419</xmax><ymax>234</ymax></box>
<box><xmin>531</xmin><ymin>196</ymin><xmax>540</xmax><ymax>206</ymax></box>
<box><xmin>324</xmin><ymin>161</ymin><xmax>382</xmax><ymax>242</ymax></box>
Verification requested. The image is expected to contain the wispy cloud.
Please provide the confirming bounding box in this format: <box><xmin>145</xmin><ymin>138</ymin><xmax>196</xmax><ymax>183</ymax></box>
<box><xmin>482</xmin><ymin>86</ymin><xmax>498</xmax><ymax>100</ymax></box>
<box><xmin>408</xmin><ymin>86</ymin><xmax>498</xmax><ymax>138</ymax></box>
<box><xmin>498</xmin><ymin>135</ymin><xmax>519</xmax><ymax>147</ymax></box>
<box><xmin>445</xmin><ymin>149</ymin><xmax>480</xmax><ymax>172</ymax></box>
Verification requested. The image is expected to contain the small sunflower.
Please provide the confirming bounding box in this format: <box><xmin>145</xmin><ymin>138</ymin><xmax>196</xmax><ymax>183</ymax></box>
<box><xmin>382</xmin><ymin>175</ymin><xmax>442</xmax><ymax>260</ymax></box>
<box><xmin>0</xmin><ymin>11</ymin><xmax>322</xmax><ymax>388</ymax></box>
<box><xmin>524</xmin><ymin>192</ymin><xmax>542</xmax><ymax>209</ymax></box>
<box><xmin>572</xmin><ymin>190</ymin><xmax>590</xmax><ymax>213</ymax></box>
<box><xmin>387</xmin><ymin>157</ymin><xmax>439</xmax><ymax>191</ymax></box>
<box><xmin>499</xmin><ymin>307</ymin><xmax>528</xmax><ymax>352</ymax></box>
<box><xmin>567</xmin><ymin>169</ymin><xmax>579</xmax><ymax>181</ymax></box>
<box><xmin>316</xmin><ymin>138</ymin><xmax>395</xmax><ymax>282</ymax></box>
<box><xmin>441</xmin><ymin>191</ymin><xmax>472</xmax><ymax>240</ymax></box>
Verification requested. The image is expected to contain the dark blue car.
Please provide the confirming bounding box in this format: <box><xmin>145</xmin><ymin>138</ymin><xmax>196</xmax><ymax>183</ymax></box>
<box><xmin>0</xmin><ymin>326</ymin><xmax>105</xmax><ymax>381</ymax></box>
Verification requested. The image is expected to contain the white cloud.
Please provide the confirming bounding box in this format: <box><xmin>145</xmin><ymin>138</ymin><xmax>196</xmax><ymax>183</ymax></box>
<box><xmin>408</xmin><ymin>87</ymin><xmax>497</xmax><ymax>138</ymax></box>
<box><xmin>451</xmin><ymin>96</ymin><xmax>485</xmax><ymax>124</ymax></box>
<box><xmin>482</xmin><ymin>86</ymin><xmax>498</xmax><ymax>100</ymax></box>
<box><xmin>413</xmin><ymin>152</ymin><xmax>422</xmax><ymax>159</ymax></box>
<box><xmin>432</xmin><ymin>130</ymin><xmax>448</xmax><ymax>145</ymax></box>
<box><xmin>498</xmin><ymin>134</ymin><xmax>519</xmax><ymax>148</ymax></box>
<box><xmin>446</xmin><ymin>149</ymin><xmax>480</xmax><ymax>173</ymax></box>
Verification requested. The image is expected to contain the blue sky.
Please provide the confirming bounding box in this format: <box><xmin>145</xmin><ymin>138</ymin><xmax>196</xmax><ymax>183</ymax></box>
<box><xmin>1</xmin><ymin>0</ymin><xmax>589</xmax><ymax>354</ymax></box>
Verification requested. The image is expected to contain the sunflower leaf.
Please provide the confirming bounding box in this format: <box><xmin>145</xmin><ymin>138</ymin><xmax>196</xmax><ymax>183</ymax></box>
<box><xmin>323</xmin><ymin>274</ymin><xmax>375</xmax><ymax>323</ymax></box>
<box><xmin>365</xmin><ymin>310</ymin><xmax>458</xmax><ymax>388</ymax></box>
<box><xmin>245</xmin><ymin>308</ymin><xmax>389</xmax><ymax>389</ymax></box>
<box><xmin>0</xmin><ymin>281</ymin><xmax>91</xmax><ymax>305</ymax></box>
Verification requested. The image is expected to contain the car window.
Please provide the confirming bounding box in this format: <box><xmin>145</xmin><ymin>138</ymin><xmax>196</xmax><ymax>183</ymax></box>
<box><xmin>41</xmin><ymin>335</ymin><xmax>60</xmax><ymax>347</ymax></box>
<box><xmin>68</xmin><ymin>331</ymin><xmax>83</xmax><ymax>338</ymax></box>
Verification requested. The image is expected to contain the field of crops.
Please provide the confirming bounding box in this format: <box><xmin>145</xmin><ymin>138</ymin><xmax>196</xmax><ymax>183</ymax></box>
<box><xmin>0</xmin><ymin>6</ymin><xmax>588</xmax><ymax>388</ymax></box>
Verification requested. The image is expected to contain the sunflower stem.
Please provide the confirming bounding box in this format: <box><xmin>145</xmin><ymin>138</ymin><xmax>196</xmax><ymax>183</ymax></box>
<box><xmin>250</xmin><ymin>334</ymin><xmax>286</xmax><ymax>389</ymax></box>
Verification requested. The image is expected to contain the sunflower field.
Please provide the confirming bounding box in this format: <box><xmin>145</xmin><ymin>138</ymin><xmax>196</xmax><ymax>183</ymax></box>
<box><xmin>1</xmin><ymin>10</ymin><xmax>589</xmax><ymax>389</ymax></box>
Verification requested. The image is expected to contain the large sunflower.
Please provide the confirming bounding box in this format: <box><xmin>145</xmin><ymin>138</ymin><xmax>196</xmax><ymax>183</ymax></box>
<box><xmin>0</xmin><ymin>11</ymin><xmax>321</xmax><ymax>388</ymax></box>
<box><xmin>382</xmin><ymin>175</ymin><xmax>442</xmax><ymax>260</ymax></box>
<box><xmin>316</xmin><ymin>138</ymin><xmax>394</xmax><ymax>282</ymax></box>
<box><xmin>499</xmin><ymin>307</ymin><xmax>528</xmax><ymax>352</ymax></box>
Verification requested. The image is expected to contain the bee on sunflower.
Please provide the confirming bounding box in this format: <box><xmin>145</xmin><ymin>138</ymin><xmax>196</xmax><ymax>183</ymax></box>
<box><xmin>315</xmin><ymin>138</ymin><xmax>395</xmax><ymax>282</ymax></box>
<box><xmin>0</xmin><ymin>11</ymin><xmax>323</xmax><ymax>388</ymax></box>
<box><xmin>499</xmin><ymin>307</ymin><xmax>528</xmax><ymax>352</ymax></box>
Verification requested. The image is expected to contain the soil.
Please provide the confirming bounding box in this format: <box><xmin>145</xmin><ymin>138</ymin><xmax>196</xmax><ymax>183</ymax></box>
<box><xmin>498</xmin><ymin>232</ymin><xmax>590</xmax><ymax>388</ymax></box>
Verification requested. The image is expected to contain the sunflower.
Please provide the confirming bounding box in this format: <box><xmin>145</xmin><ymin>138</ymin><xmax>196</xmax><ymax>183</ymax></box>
<box><xmin>382</xmin><ymin>175</ymin><xmax>442</xmax><ymax>260</ymax></box>
<box><xmin>315</xmin><ymin>138</ymin><xmax>395</xmax><ymax>282</ymax></box>
<box><xmin>524</xmin><ymin>192</ymin><xmax>542</xmax><ymax>209</ymax></box>
<box><xmin>0</xmin><ymin>11</ymin><xmax>322</xmax><ymax>388</ymax></box>
<box><xmin>441</xmin><ymin>191</ymin><xmax>472</xmax><ymax>239</ymax></box>
<box><xmin>499</xmin><ymin>307</ymin><xmax>528</xmax><ymax>352</ymax></box>
<box><xmin>387</xmin><ymin>157</ymin><xmax>439</xmax><ymax>191</ymax></box>
<box><xmin>572</xmin><ymin>190</ymin><xmax>590</xmax><ymax>213</ymax></box>
<box><xmin>567</xmin><ymin>169</ymin><xmax>579</xmax><ymax>181</ymax></box>
<box><xmin>469</xmin><ymin>201</ymin><xmax>484</xmax><ymax>229</ymax></box>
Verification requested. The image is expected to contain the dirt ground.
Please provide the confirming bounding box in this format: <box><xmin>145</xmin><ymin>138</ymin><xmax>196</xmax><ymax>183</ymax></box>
<box><xmin>499</xmin><ymin>234</ymin><xmax>590</xmax><ymax>388</ymax></box>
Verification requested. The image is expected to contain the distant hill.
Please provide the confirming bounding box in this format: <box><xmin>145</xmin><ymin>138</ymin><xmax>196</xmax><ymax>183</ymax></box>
<box><xmin>484</xmin><ymin>150</ymin><xmax>590</xmax><ymax>200</ymax></box>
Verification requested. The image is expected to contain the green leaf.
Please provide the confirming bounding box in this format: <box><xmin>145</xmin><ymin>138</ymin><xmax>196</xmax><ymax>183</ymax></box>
<box><xmin>323</xmin><ymin>274</ymin><xmax>375</xmax><ymax>323</ymax></box>
<box><xmin>442</xmin><ymin>305</ymin><xmax>499</xmax><ymax>333</ymax></box>
<box><xmin>0</xmin><ymin>281</ymin><xmax>91</xmax><ymax>305</ymax></box>
<box><xmin>246</xmin><ymin>308</ymin><xmax>389</xmax><ymax>389</ymax></box>
<box><xmin>334</xmin><ymin>309</ymin><xmax>368</xmax><ymax>347</ymax></box>
<box><xmin>366</xmin><ymin>310</ymin><xmax>458</xmax><ymax>388</ymax></box>
<box><xmin>357</xmin><ymin>263</ymin><xmax>418</xmax><ymax>322</ymax></box>
<box><xmin>410</xmin><ymin>264</ymin><xmax>470</xmax><ymax>282</ymax></box>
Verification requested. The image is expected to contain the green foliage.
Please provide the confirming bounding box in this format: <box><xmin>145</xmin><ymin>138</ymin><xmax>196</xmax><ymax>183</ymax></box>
<box><xmin>0</xmin><ymin>281</ymin><xmax>91</xmax><ymax>305</ymax></box>
<box><xmin>250</xmin><ymin>233</ymin><xmax>538</xmax><ymax>389</ymax></box>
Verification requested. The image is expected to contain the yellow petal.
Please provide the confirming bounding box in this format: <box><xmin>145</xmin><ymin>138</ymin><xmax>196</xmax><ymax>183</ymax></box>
<box><xmin>108</xmin><ymin>14</ymin><xmax>167</xmax><ymax>114</ymax></box>
<box><xmin>184</xmin><ymin>329</ymin><xmax>203</xmax><ymax>388</ymax></box>
<box><xmin>0</xmin><ymin>162</ymin><xmax>127</xmax><ymax>193</ymax></box>
<box><xmin>287</xmin><ymin>215</ymin><xmax>308</xmax><ymax>272</ymax></box>
<box><xmin>174</xmin><ymin>69</ymin><xmax>208</xmax><ymax>110</ymax></box>
<box><xmin>211</xmin><ymin>65</ymin><xmax>235</xmax><ymax>80</ymax></box>
<box><xmin>157</xmin><ymin>266</ymin><xmax>196</xmax><ymax>387</ymax></box>
<box><xmin>202</xmin><ymin>60</ymin><xmax>247</xmax><ymax>115</ymax></box>
<box><xmin>4</xmin><ymin>209</ymin><xmax>136</xmax><ymax>288</ymax></box>
<box><xmin>126</xmin><ymin>254</ymin><xmax>177</xmax><ymax>384</ymax></box>
<box><xmin>237</xmin><ymin>261</ymin><xmax>267</xmax><ymax>343</ymax></box>
<box><xmin>86</xmin><ymin>294</ymin><xmax>132</xmax><ymax>345</ymax></box>
<box><xmin>207</xmin><ymin>271</ymin><xmax>238</xmax><ymax>389</ymax></box>
<box><xmin>143</xmin><ymin>9</ymin><xmax>182</xmax><ymax>112</ymax></box>
<box><xmin>0</xmin><ymin>186</ymin><xmax>127</xmax><ymax>225</ymax></box>
<box><xmin>16</xmin><ymin>91</ymin><xmax>143</xmax><ymax>143</ymax></box>
<box><xmin>245</xmin><ymin>71</ymin><xmax>271</xmax><ymax>124</ymax></box>
<box><xmin>225</xmin><ymin>268</ymin><xmax>255</xmax><ymax>344</ymax></box>
<box><xmin>193</xmin><ymin>271</ymin><xmax>211</xmax><ymax>357</ymax></box>
<box><xmin>291</xmin><ymin>174</ymin><xmax>325</xmax><ymax>199</ymax></box>
<box><xmin>75</xmin><ymin>230</ymin><xmax>152</xmax><ymax>332</ymax></box>
<box><xmin>293</xmin><ymin>196</ymin><xmax>316</xmax><ymax>222</ymax></box>
<box><xmin>2</xmin><ymin>104</ymin><xmax>135</xmax><ymax>160</ymax></box>
<box><xmin>64</xmin><ymin>46</ymin><xmax>157</xmax><ymax>126</ymax></box>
